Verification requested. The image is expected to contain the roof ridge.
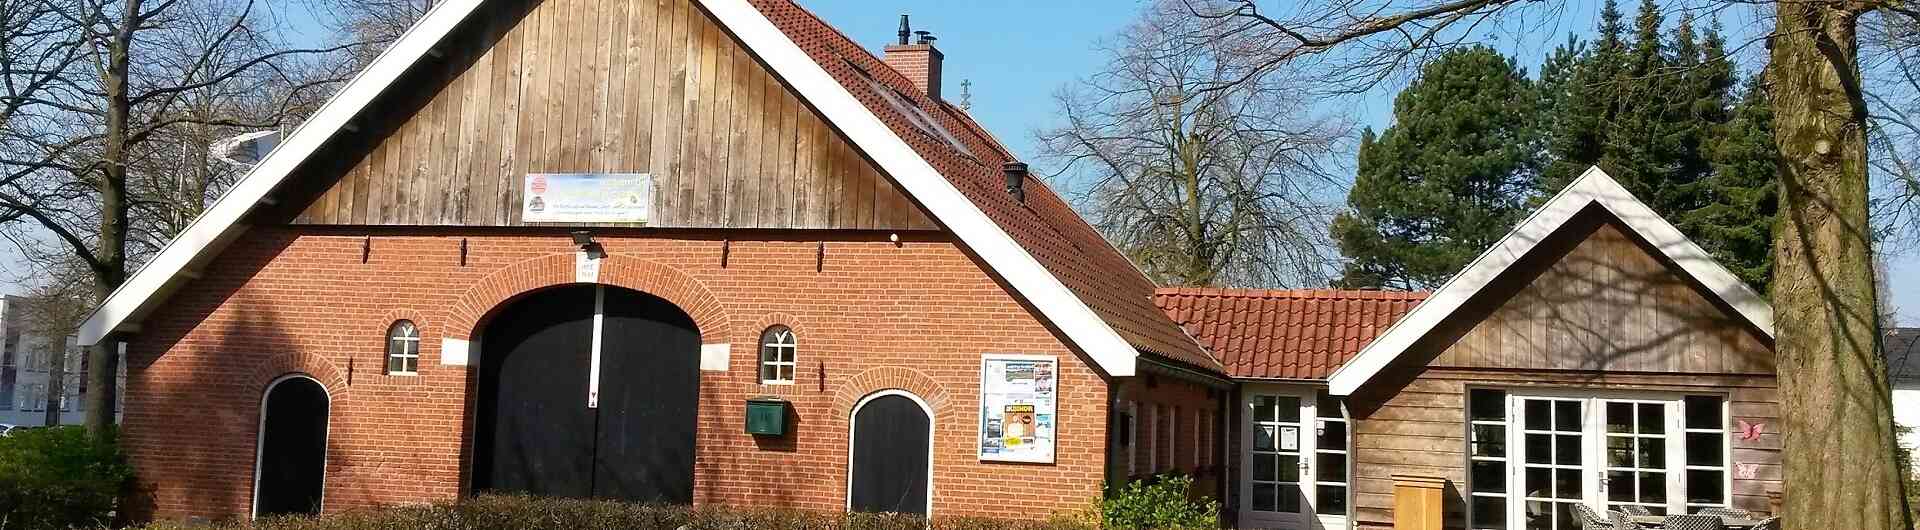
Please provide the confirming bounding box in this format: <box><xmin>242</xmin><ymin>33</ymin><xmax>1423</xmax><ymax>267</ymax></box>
<box><xmin>1153</xmin><ymin>287</ymin><xmax>1431</xmax><ymax>300</ymax></box>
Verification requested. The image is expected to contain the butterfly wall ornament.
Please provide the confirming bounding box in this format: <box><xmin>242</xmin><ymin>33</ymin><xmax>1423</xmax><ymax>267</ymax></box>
<box><xmin>1737</xmin><ymin>420</ymin><xmax>1764</xmax><ymax>441</ymax></box>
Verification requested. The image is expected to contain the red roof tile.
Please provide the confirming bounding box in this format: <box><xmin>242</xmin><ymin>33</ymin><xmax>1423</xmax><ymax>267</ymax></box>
<box><xmin>748</xmin><ymin>0</ymin><xmax>1220</xmax><ymax>372</ymax></box>
<box><xmin>1153</xmin><ymin>288</ymin><xmax>1429</xmax><ymax>380</ymax></box>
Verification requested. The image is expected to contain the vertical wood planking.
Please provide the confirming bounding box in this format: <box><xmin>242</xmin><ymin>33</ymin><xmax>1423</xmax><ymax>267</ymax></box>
<box><xmin>290</xmin><ymin>0</ymin><xmax>942</xmax><ymax>231</ymax></box>
<box><xmin>707</xmin><ymin>27</ymin><xmax>735</xmax><ymax>226</ymax></box>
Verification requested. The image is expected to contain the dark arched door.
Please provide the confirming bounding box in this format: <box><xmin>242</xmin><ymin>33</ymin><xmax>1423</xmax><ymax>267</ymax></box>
<box><xmin>848</xmin><ymin>392</ymin><xmax>931</xmax><ymax>515</ymax></box>
<box><xmin>474</xmin><ymin>284</ymin><xmax>700</xmax><ymax>502</ymax></box>
<box><xmin>255</xmin><ymin>376</ymin><xmax>329</xmax><ymax>517</ymax></box>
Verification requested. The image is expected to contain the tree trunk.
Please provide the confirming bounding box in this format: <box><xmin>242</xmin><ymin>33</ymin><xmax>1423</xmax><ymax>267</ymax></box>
<box><xmin>1767</xmin><ymin>3</ymin><xmax>1910</xmax><ymax>529</ymax></box>
<box><xmin>84</xmin><ymin>0</ymin><xmax>138</xmax><ymax>437</ymax></box>
<box><xmin>43</xmin><ymin>347</ymin><xmax>63</xmax><ymax>426</ymax></box>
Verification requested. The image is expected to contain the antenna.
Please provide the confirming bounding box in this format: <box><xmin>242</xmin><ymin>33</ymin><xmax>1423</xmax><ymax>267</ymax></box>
<box><xmin>960</xmin><ymin>80</ymin><xmax>974</xmax><ymax>110</ymax></box>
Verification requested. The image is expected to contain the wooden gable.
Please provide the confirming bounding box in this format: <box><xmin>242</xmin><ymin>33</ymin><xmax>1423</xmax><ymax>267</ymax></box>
<box><xmin>289</xmin><ymin>0</ymin><xmax>936</xmax><ymax>230</ymax></box>
<box><xmin>1429</xmin><ymin>208</ymin><xmax>1774</xmax><ymax>374</ymax></box>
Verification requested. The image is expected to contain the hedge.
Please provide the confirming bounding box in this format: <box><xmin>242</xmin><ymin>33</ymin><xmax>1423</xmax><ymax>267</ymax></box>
<box><xmin>0</xmin><ymin>426</ymin><xmax>134</xmax><ymax>530</ymax></box>
<box><xmin>137</xmin><ymin>495</ymin><xmax>1103</xmax><ymax>530</ymax></box>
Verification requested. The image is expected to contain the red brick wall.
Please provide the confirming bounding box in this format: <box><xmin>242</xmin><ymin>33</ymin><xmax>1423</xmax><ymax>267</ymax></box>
<box><xmin>121</xmin><ymin>227</ymin><xmax>1112</xmax><ymax>521</ymax></box>
<box><xmin>1110</xmin><ymin>375</ymin><xmax>1223</xmax><ymax>498</ymax></box>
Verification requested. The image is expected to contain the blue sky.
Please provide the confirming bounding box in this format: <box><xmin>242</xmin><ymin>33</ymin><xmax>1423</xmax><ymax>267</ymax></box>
<box><xmin>3</xmin><ymin>1</ymin><xmax>1911</xmax><ymax>325</ymax></box>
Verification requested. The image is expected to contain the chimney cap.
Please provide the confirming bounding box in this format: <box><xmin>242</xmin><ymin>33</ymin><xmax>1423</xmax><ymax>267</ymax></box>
<box><xmin>897</xmin><ymin>14</ymin><xmax>910</xmax><ymax>46</ymax></box>
<box><xmin>915</xmin><ymin>30</ymin><xmax>937</xmax><ymax>45</ymax></box>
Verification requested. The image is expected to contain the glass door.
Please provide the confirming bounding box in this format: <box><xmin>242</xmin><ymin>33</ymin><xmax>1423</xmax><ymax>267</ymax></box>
<box><xmin>1242</xmin><ymin>393</ymin><xmax>1310</xmax><ymax>529</ymax></box>
<box><xmin>1600</xmin><ymin>400</ymin><xmax>1680</xmax><ymax>516</ymax></box>
<box><xmin>1240</xmin><ymin>388</ymin><xmax>1351</xmax><ymax>529</ymax></box>
<box><xmin>1514</xmin><ymin>397</ymin><xmax>1588</xmax><ymax>530</ymax></box>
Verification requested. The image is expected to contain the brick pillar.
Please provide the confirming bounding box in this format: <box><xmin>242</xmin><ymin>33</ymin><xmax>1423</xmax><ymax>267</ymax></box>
<box><xmin>1392</xmin><ymin>475</ymin><xmax>1447</xmax><ymax>530</ymax></box>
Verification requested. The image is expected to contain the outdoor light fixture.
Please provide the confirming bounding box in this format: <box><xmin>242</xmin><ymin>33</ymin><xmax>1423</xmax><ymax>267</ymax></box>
<box><xmin>571</xmin><ymin>230</ymin><xmax>605</xmax><ymax>259</ymax></box>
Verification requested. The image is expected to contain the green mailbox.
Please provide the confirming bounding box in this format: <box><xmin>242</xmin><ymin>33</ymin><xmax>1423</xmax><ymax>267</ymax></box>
<box><xmin>745</xmin><ymin>397</ymin><xmax>789</xmax><ymax>436</ymax></box>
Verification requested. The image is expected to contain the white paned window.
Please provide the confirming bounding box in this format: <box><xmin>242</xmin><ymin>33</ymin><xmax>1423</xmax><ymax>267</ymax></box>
<box><xmin>385</xmin><ymin>320</ymin><xmax>420</xmax><ymax>375</ymax></box>
<box><xmin>1314</xmin><ymin>392</ymin><xmax>1350</xmax><ymax>517</ymax></box>
<box><xmin>1682</xmin><ymin>395</ymin><xmax>1731</xmax><ymax>511</ymax></box>
<box><xmin>758</xmin><ymin>326</ymin><xmax>797</xmax><ymax>384</ymax></box>
<box><xmin>1464</xmin><ymin>390</ymin><xmax>1735</xmax><ymax>529</ymax></box>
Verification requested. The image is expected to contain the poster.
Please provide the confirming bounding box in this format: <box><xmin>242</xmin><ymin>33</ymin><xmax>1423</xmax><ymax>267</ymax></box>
<box><xmin>978</xmin><ymin>354</ymin><xmax>1058</xmax><ymax>463</ymax></box>
<box><xmin>523</xmin><ymin>173</ymin><xmax>652</xmax><ymax>223</ymax></box>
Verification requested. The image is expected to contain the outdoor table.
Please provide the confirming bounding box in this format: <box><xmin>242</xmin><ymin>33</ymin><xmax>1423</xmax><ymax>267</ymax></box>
<box><xmin>1629</xmin><ymin>515</ymin><xmax>1767</xmax><ymax>528</ymax></box>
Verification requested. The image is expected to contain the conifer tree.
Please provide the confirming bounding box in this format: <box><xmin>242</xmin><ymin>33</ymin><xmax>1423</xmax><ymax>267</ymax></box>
<box><xmin>1332</xmin><ymin>47</ymin><xmax>1540</xmax><ymax>289</ymax></box>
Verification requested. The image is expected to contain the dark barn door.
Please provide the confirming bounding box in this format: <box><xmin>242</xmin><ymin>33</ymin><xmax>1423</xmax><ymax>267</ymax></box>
<box><xmin>475</xmin><ymin>285</ymin><xmax>598</xmax><ymax>497</ymax></box>
<box><xmin>594</xmin><ymin>288</ymin><xmax>701</xmax><ymax>502</ymax></box>
<box><xmin>255</xmin><ymin>376</ymin><xmax>330</xmax><ymax>517</ymax></box>
<box><xmin>848</xmin><ymin>393</ymin><xmax>931</xmax><ymax>515</ymax></box>
<box><xmin>474</xmin><ymin>284</ymin><xmax>700</xmax><ymax>502</ymax></box>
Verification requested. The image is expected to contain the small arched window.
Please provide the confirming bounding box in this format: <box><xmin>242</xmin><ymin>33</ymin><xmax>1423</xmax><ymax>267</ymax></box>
<box><xmin>386</xmin><ymin>320</ymin><xmax>421</xmax><ymax>375</ymax></box>
<box><xmin>759</xmin><ymin>325</ymin><xmax>797</xmax><ymax>384</ymax></box>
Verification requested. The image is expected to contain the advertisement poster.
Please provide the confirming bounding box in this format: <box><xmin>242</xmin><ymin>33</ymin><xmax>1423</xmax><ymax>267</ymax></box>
<box><xmin>979</xmin><ymin>354</ymin><xmax>1058</xmax><ymax>463</ymax></box>
<box><xmin>523</xmin><ymin>173</ymin><xmax>652</xmax><ymax>223</ymax></box>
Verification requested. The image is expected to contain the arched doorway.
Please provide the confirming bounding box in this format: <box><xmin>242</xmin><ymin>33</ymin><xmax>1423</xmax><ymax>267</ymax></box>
<box><xmin>253</xmin><ymin>375</ymin><xmax>330</xmax><ymax>518</ymax></box>
<box><xmin>473</xmin><ymin>284</ymin><xmax>701</xmax><ymax>502</ymax></box>
<box><xmin>847</xmin><ymin>390</ymin><xmax>933</xmax><ymax>515</ymax></box>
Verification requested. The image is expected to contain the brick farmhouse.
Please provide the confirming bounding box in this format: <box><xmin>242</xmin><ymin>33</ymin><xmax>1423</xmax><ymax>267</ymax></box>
<box><xmin>77</xmin><ymin>1</ymin><xmax>1783</xmax><ymax>528</ymax></box>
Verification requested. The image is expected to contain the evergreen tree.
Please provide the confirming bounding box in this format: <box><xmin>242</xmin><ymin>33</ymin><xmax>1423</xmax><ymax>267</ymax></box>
<box><xmin>1542</xmin><ymin>0</ymin><xmax>1627</xmax><ymax>188</ymax></box>
<box><xmin>1697</xmin><ymin>77</ymin><xmax>1779</xmax><ymax>291</ymax></box>
<box><xmin>1332</xmin><ymin>47</ymin><xmax>1540</xmax><ymax>289</ymax></box>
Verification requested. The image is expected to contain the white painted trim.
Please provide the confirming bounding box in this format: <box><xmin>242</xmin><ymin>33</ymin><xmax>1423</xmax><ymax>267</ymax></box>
<box><xmin>846</xmin><ymin>389</ymin><xmax>935</xmax><ymax>517</ymax></box>
<box><xmin>694</xmin><ymin>0</ymin><xmax>1137</xmax><ymax>376</ymax></box>
<box><xmin>77</xmin><ymin>0</ymin><xmax>488</xmax><ymax>346</ymax></box>
<box><xmin>587</xmin><ymin>285</ymin><xmax>604</xmax><ymax>409</ymax></box>
<box><xmin>250</xmin><ymin>374</ymin><xmax>332</xmax><ymax>520</ymax></box>
<box><xmin>1328</xmin><ymin>166</ymin><xmax>1774</xmax><ymax>396</ymax></box>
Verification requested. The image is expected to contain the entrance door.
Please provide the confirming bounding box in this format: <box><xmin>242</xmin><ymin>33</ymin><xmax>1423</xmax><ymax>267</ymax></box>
<box><xmin>1598</xmin><ymin>399</ymin><xmax>1679</xmax><ymax>517</ymax></box>
<box><xmin>1240</xmin><ymin>388</ymin><xmax>1349</xmax><ymax>529</ymax></box>
<box><xmin>1514</xmin><ymin>397</ymin><xmax>1589</xmax><ymax>530</ymax></box>
<box><xmin>474</xmin><ymin>284</ymin><xmax>700</xmax><ymax>502</ymax></box>
<box><xmin>848</xmin><ymin>391</ymin><xmax>932</xmax><ymax>515</ymax></box>
<box><xmin>254</xmin><ymin>375</ymin><xmax>330</xmax><ymax>518</ymax></box>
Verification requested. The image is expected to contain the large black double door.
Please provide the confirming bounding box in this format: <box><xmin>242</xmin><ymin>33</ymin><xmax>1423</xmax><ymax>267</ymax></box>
<box><xmin>474</xmin><ymin>284</ymin><xmax>700</xmax><ymax>502</ymax></box>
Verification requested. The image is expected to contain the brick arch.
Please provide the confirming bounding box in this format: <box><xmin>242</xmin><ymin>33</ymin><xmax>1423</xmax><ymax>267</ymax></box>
<box><xmin>830</xmin><ymin>366</ymin><xmax>953</xmax><ymax>423</ymax></box>
<box><xmin>245</xmin><ymin>352</ymin><xmax>350</xmax><ymax>401</ymax></box>
<box><xmin>445</xmin><ymin>253</ymin><xmax>731</xmax><ymax>343</ymax></box>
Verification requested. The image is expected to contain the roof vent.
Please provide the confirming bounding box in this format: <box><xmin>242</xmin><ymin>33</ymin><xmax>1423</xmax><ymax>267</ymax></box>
<box><xmin>1003</xmin><ymin>161</ymin><xmax>1029</xmax><ymax>203</ymax></box>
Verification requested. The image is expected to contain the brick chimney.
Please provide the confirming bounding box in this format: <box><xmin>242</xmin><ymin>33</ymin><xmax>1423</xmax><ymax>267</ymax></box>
<box><xmin>883</xmin><ymin>14</ymin><xmax>944</xmax><ymax>101</ymax></box>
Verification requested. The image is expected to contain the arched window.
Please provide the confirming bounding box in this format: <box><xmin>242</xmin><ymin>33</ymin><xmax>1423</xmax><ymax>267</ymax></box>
<box><xmin>386</xmin><ymin>320</ymin><xmax>421</xmax><ymax>375</ymax></box>
<box><xmin>759</xmin><ymin>325</ymin><xmax>797</xmax><ymax>384</ymax></box>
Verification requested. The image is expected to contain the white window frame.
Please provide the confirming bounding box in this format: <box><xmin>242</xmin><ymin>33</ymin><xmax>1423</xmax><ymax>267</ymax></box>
<box><xmin>758</xmin><ymin>326</ymin><xmax>797</xmax><ymax>385</ymax></box>
<box><xmin>1464</xmin><ymin>388</ymin><xmax>1735</xmax><ymax>530</ymax></box>
<box><xmin>1682</xmin><ymin>396</ymin><xmax>1734</xmax><ymax>512</ymax></box>
<box><xmin>385</xmin><ymin>320</ymin><xmax>420</xmax><ymax>376</ymax></box>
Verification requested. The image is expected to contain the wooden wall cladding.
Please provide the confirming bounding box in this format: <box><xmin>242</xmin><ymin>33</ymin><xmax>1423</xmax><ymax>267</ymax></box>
<box><xmin>292</xmin><ymin>0</ymin><xmax>937</xmax><ymax>230</ymax></box>
<box><xmin>1430</xmin><ymin>221</ymin><xmax>1773</xmax><ymax>374</ymax></box>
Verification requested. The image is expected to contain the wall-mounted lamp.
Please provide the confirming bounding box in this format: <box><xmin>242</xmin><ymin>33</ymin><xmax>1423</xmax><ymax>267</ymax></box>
<box><xmin>571</xmin><ymin>230</ymin><xmax>604</xmax><ymax>259</ymax></box>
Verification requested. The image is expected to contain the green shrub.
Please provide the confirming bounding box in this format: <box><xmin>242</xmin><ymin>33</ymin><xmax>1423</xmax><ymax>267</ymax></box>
<box><xmin>1099</xmin><ymin>475</ymin><xmax>1220</xmax><ymax>529</ymax></box>
<box><xmin>0</xmin><ymin>426</ymin><xmax>134</xmax><ymax>530</ymax></box>
<box><xmin>133</xmin><ymin>494</ymin><xmax>1100</xmax><ymax>530</ymax></box>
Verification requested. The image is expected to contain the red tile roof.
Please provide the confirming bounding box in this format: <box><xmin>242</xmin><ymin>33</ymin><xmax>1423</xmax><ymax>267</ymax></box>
<box><xmin>750</xmin><ymin>0</ymin><xmax>1222</xmax><ymax>372</ymax></box>
<box><xmin>1153</xmin><ymin>288</ymin><xmax>1429</xmax><ymax>380</ymax></box>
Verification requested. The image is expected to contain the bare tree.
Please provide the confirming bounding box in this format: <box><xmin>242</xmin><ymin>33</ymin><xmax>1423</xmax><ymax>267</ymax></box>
<box><xmin>16</xmin><ymin>257</ymin><xmax>98</xmax><ymax>426</ymax></box>
<box><xmin>0</xmin><ymin>0</ymin><xmax>359</xmax><ymax>435</ymax></box>
<box><xmin>1035</xmin><ymin>0</ymin><xmax>1351</xmax><ymax>288</ymax></box>
<box><xmin>1171</xmin><ymin>0</ymin><xmax>1918</xmax><ymax>528</ymax></box>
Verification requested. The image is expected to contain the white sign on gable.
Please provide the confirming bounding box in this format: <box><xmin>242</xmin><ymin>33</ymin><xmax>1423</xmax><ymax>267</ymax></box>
<box><xmin>523</xmin><ymin>173</ymin><xmax>652</xmax><ymax>223</ymax></box>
